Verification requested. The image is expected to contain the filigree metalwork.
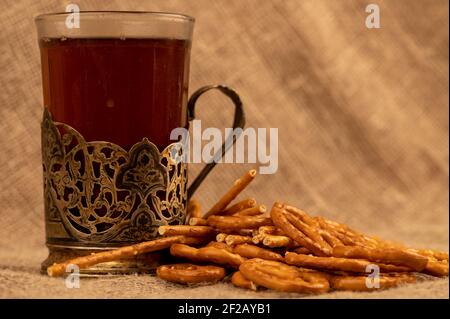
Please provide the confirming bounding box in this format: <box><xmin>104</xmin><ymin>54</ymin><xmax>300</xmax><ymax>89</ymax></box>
<box><xmin>41</xmin><ymin>108</ymin><xmax>187</xmax><ymax>246</ymax></box>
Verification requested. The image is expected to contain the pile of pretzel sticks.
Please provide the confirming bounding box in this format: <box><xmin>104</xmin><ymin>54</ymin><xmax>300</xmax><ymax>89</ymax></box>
<box><xmin>47</xmin><ymin>169</ymin><xmax>448</xmax><ymax>294</ymax></box>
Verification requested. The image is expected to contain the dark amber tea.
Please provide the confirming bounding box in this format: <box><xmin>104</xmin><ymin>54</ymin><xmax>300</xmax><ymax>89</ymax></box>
<box><xmin>39</xmin><ymin>38</ymin><xmax>190</xmax><ymax>150</ymax></box>
<box><xmin>36</xmin><ymin>12</ymin><xmax>243</xmax><ymax>275</ymax></box>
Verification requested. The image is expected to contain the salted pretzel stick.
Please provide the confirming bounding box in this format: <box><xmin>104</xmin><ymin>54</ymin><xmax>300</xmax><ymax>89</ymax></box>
<box><xmin>292</xmin><ymin>247</ymin><xmax>312</xmax><ymax>255</ymax></box>
<box><xmin>285</xmin><ymin>252</ymin><xmax>412</xmax><ymax>273</ymax></box>
<box><xmin>207</xmin><ymin>215</ymin><xmax>272</xmax><ymax>230</ymax></box>
<box><xmin>329</xmin><ymin>273</ymin><xmax>416</xmax><ymax>291</ymax></box>
<box><xmin>158</xmin><ymin>225</ymin><xmax>216</xmax><ymax>238</ymax></box>
<box><xmin>187</xmin><ymin>198</ymin><xmax>202</xmax><ymax>219</ymax></box>
<box><xmin>239</xmin><ymin>258</ymin><xmax>330</xmax><ymax>294</ymax></box>
<box><xmin>233</xmin><ymin>244</ymin><xmax>284</xmax><ymax>262</ymax></box>
<box><xmin>234</xmin><ymin>205</ymin><xmax>267</xmax><ymax>217</ymax></box>
<box><xmin>47</xmin><ymin>236</ymin><xmax>201</xmax><ymax>277</ymax></box>
<box><xmin>215</xmin><ymin>229</ymin><xmax>255</xmax><ymax>236</ymax></box>
<box><xmin>204</xmin><ymin>169</ymin><xmax>257</xmax><ymax>218</ymax></box>
<box><xmin>188</xmin><ymin>217</ymin><xmax>208</xmax><ymax>226</ymax></box>
<box><xmin>332</xmin><ymin>246</ymin><xmax>428</xmax><ymax>271</ymax></box>
<box><xmin>262</xmin><ymin>234</ymin><xmax>294</xmax><ymax>248</ymax></box>
<box><xmin>221</xmin><ymin>198</ymin><xmax>257</xmax><ymax>216</ymax></box>
<box><xmin>157</xmin><ymin>263</ymin><xmax>225</xmax><ymax>284</ymax></box>
<box><xmin>231</xmin><ymin>271</ymin><xmax>258</xmax><ymax>290</ymax></box>
<box><xmin>225</xmin><ymin>235</ymin><xmax>253</xmax><ymax>246</ymax></box>
<box><xmin>170</xmin><ymin>244</ymin><xmax>246</xmax><ymax>268</ymax></box>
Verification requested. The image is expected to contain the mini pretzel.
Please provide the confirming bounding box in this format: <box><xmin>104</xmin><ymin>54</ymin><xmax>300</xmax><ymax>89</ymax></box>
<box><xmin>187</xmin><ymin>198</ymin><xmax>202</xmax><ymax>219</ymax></box>
<box><xmin>271</xmin><ymin>203</ymin><xmax>332</xmax><ymax>256</ymax></box>
<box><xmin>156</xmin><ymin>263</ymin><xmax>225</xmax><ymax>284</ymax></box>
<box><xmin>233</xmin><ymin>244</ymin><xmax>284</xmax><ymax>262</ymax></box>
<box><xmin>239</xmin><ymin>258</ymin><xmax>330</xmax><ymax>294</ymax></box>
<box><xmin>285</xmin><ymin>252</ymin><xmax>412</xmax><ymax>273</ymax></box>
<box><xmin>205</xmin><ymin>169</ymin><xmax>257</xmax><ymax>218</ymax></box>
<box><xmin>221</xmin><ymin>198</ymin><xmax>257</xmax><ymax>216</ymax></box>
<box><xmin>170</xmin><ymin>244</ymin><xmax>246</xmax><ymax>268</ymax></box>
<box><xmin>188</xmin><ymin>217</ymin><xmax>208</xmax><ymax>226</ymax></box>
<box><xmin>329</xmin><ymin>273</ymin><xmax>416</xmax><ymax>291</ymax></box>
<box><xmin>231</xmin><ymin>271</ymin><xmax>258</xmax><ymax>290</ymax></box>
<box><xmin>158</xmin><ymin>225</ymin><xmax>216</xmax><ymax>238</ymax></box>
<box><xmin>234</xmin><ymin>205</ymin><xmax>267</xmax><ymax>217</ymax></box>
<box><xmin>332</xmin><ymin>245</ymin><xmax>428</xmax><ymax>271</ymax></box>
<box><xmin>207</xmin><ymin>215</ymin><xmax>272</xmax><ymax>230</ymax></box>
<box><xmin>47</xmin><ymin>235</ymin><xmax>201</xmax><ymax>277</ymax></box>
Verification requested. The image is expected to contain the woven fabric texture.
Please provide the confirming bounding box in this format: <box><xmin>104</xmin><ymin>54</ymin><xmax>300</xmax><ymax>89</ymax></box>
<box><xmin>0</xmin><ymin>0</ymin><xmax>448</xmax><ymax>298</ymax></box>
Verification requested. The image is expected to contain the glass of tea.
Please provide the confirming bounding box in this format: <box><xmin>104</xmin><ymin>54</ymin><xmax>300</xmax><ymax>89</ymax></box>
<box><xmin>35</xmin><ymin>11</ymin><xmax>244</xmax><ymax>274</ymax></box>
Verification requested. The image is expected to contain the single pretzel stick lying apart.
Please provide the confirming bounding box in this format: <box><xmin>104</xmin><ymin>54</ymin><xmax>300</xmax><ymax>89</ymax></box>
<box><xmin>332</xmin><ymin>245</ymin><xmax>428</xmax><ymax>272</ymax></box>
<box><xmin>156</xmin><ymin>263</ymin><xmax>225</xmax><ymax>284</ymax></box>
<box><xmin>158</xmin><ymin>225</ymin><xmax>216</xmax><ymax>238</ymax></box>
<box><xmin>221</xmin><ymin>198</ymin><xmax>257</xmax><ymax>216</ymax></box>
<box><xmin>231</xmin><ymin>271</ymin><xmax>258</xmax><ymax>290</ymax></box>
<box><xmin>234</xmin><ymin>205</ymin><xmax>267</xmax><ymax>217</ymax></box>
<box><xmin>187</xmin><ymin>198</ymin><xmax>202</xmax><ymax>219</ymax></box>
<box><xmin>285</xmin><ymin>252</ymin><xmax>412</xmax><ymax>273</ymax></box>
<box><xmin>271</xmin><ymin>203</ymin><xmax>332</xmax><ymax>256</ymax></box>
<box><xmin>47</xmin><ymin>236</ymin><xmax>204</xmax><ymax>277</ymax></box>
<box><xmin>207</xmin><ymin>215</ymin><xmax>272</xmax><ymax>230</ymax></box>
<box><xmin>329</xmin><ymin>273</ymin><xmax>416</xmax><ymax>291</ymax></box>
<box><xmin>239</xmin><ymin>258</ymin><xmax>330</xmax><ymax>294</ymax></box>
<box><xmin>188</xmin><ymin>217</ymin><xmax>208</xmax><ymax>226</ymax></box>
<box><xmin>170</xmin><ymin>244</ymin><xmax>246</xmax><ymax>268</ymax></box>
<box><xmin>233</xmin><ymin>244</ymin><xmax>284</xmax><ymax>262</ymax></box>
<box><xmin>204</xmin><ymin>169</ymin><xmax>257</xmax><ymax>218</ymax></box>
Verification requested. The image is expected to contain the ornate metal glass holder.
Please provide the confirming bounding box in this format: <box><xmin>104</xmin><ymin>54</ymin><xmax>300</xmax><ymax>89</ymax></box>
<box><xmin>40</xmin><ymin>85</ymin><xmax>245</xmax><ymax>275</ymax></box>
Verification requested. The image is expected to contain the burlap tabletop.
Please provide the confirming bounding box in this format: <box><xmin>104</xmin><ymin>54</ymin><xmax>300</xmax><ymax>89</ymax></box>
<box><xmin>0</xmin><ymin>0</ymin><xmax>448</xmax><ymax>298</ymax></box>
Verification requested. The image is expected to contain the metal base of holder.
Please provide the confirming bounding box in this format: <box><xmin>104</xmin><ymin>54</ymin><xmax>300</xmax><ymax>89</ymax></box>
<box><xmin>41</xmin><ymin>244</ymin><xmax>165</xmax><ymax>276</ymax></box>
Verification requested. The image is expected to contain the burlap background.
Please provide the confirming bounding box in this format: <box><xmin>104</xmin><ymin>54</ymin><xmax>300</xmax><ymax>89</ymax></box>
<box><xmin>0</xmin><ymin>0</ymin><xmax>448</xmax><ymax>298</ymax></box>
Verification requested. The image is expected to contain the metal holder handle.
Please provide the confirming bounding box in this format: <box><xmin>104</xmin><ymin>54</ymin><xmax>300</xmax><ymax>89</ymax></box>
<box><xmin>187</xmin><ymin>85</ymin><xmax>245</xmax><ymax>198</ymax></box>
